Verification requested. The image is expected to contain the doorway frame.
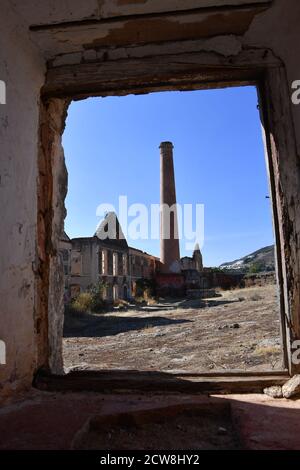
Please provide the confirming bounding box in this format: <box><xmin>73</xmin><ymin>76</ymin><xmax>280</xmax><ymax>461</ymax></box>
<box><xmin>35</xmin><ymin>46</ymin><xmax>300</xmax><ymax>391</ymax></box>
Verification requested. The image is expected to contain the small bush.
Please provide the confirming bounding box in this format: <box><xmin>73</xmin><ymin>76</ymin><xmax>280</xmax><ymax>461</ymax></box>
<box><xmin>248</xmin><ymin>262</ymin><xmax>264</xmax><ymax>274</ymax></box>
<box><xmin>72</xmin><ymin>292</ymin><xmax>94</xmax><ymax>312</ymax></box>
<box><xmin>71</xmin><ymin>283</ymin><xmax>106</xmax><ymax>313</ymax></box>
<box><xmin>145</xmin><ymin>295</ymin><xmax>157</xmax><ymax>305</ymax></box>
<box><xmin>89</xmin><ymin>283</ymin><xmax>107</xmax><ymax>312</ymax></box>
<box><xmin>135</xmin><ymin>278</ymin><xmax>156</xmax><ymax>300</ymax></box>
<box><xmin>255</xmin><ymin>345</ymin><xmax>281</xmax><ymax>356</ymax></box>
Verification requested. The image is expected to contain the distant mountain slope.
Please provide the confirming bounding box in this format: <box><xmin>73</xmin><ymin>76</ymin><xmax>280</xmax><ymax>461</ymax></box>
<box><xmin>220</xmin><ymin>245</ymin><xmax>275</xmax><ymax>273</ymax></box>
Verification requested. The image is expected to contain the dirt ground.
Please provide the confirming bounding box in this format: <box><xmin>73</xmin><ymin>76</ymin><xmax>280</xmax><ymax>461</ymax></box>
<box><xmin>63</xmin><ymin>284</ymin><xmax>283</xmax><ymax>373</ymax></box>
<box><xmin>75</xmin><ymin>407</ymin><xmax>239</xmax><ymax>450</ymax></box>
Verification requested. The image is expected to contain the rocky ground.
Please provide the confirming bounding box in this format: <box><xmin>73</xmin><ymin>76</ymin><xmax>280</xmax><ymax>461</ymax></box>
<box><xmin>63</xmin><ymin>284</ymin><xmax>283</xmax><ymax>373</ymax></box>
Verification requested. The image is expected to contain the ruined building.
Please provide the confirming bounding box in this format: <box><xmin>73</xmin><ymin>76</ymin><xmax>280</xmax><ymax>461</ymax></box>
<box><xmin>63</xmin><ymin>142</ymin><xmax>202</xmax><ymax>301</ymax></box>
<box><xmin>66</xmin><ymin>212</ymin><xmax>159</xmax><ymax>301</ymax></box>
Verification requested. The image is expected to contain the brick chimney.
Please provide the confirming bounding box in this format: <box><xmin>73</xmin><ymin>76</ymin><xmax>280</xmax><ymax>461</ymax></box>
<box><xmin>160</xmin><ymin>141</ymin><xmax>181</xmax><ymax>273</ymax></box>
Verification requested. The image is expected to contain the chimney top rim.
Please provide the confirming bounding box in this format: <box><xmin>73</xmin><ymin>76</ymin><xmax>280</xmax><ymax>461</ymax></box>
<box><xmin>159</xmin><ymin>141</ymin><xmax>174</xmax><ymax>149</ymax></box>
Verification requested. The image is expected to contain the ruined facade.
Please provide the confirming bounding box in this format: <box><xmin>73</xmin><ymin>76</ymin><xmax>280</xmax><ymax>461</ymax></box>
<box><xmin>1</xmin><ymin>0</ymin><xmax>300</xmax><ymax>402</ymax></box>
<box><xmin>180</xmin><ymin>244</ymin><xmax>206</xmax><ymax>297</ymax></box>
<box><xmin>63</xmin><ymin>214</ymin><xmax>200</xmax><ymax>302</ymax></box>
<box><xmin>70</xmin><ymin>235</ymin><xmax>131</xmax><ymax>301</ymax></box>
<box><xmin>181</xmin><ymin>244</ymin><xmax>203</xmax><ymax>272</ymax></box>
<box><xmin>63</xmin><ymin>212</ymin><xmax>159</xmax><ymax>302</ymax></box>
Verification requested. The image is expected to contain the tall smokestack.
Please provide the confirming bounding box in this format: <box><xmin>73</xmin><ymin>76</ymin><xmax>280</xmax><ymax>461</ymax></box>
<box><xmin>160</xmin><ymin>141</ymin><xmax>181</xmax><ymax>273</ymax></box>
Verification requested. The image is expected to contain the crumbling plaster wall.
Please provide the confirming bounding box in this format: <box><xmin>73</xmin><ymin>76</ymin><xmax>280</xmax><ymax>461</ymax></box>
<box><xmin>40</xmin><ymin>1</ymin><xmax>300</xmax><ymax>161</ymax></box>
<box><xmin>37</xmin><ymin>98</ymin><xmax>69</xmax><ymax>375</ymax></box>
<box><xmin>244</xmin><ymin>0</ymin><xmax>300</xmax><ymax>155</ymax></box>
<box><xmin>42</xmin><ymin>1</ymin><xmax>300</xmax><ymax>152</ymax></box>
<box><xmin>0</xmin><ymin>3</ymin><xmax>45</xmax><ymax>401</ymax></box>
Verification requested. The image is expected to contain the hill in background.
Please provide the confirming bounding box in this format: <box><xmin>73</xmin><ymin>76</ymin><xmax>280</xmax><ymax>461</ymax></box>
<box><xmin>219</xmin><ymin>245</ymin><xmax>275</xmax><ymax>273</ymax></box>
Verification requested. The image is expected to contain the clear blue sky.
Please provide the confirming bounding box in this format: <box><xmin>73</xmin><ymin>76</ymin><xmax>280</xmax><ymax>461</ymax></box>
<box><xmin>62</xmin><ymin>86</ymin><xmax>274</xmax><ymax>266</ymax></box>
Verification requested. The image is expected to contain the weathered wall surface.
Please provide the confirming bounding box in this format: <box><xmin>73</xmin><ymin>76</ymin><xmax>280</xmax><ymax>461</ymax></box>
<box><xmin>244</xmin><ymin>0</ymin><xmax>300</xmax><ymax>155</ymax></box>
<box><xmin>38</xmin><ymin>1</ymin><xmax>299</xmax><ymax>152</ymax></box>
<box><xmin>36</xmin><ymin>98</ymin><xmax>69</xmax><ymax>376</ymax></box>
<box><xmin>0</xmin><ymin>3</ymin><xmax>45</xmax><ymax>401</ymax></box>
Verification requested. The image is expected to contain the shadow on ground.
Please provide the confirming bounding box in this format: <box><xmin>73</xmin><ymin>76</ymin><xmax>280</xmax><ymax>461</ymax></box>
<box><xmin>64</xmin><ymin>313</ymin><xmax>192</xmax><ymax>338</ymax></box>
<box><xmin>204</xmin><ymin>299</ymin><xmax>243</xmax><ymax>307</ymax></box>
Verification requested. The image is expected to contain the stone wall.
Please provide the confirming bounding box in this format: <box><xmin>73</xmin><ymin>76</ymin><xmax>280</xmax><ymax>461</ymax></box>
<box><xmin>243</xmin><ymin>272</ymin><xmax>276</xmax><ymax>288</ymax></box>
<box><xmin>202</xmin><ymin>270</ymin><xmax>244</xmax><ymax>290</ymax></box>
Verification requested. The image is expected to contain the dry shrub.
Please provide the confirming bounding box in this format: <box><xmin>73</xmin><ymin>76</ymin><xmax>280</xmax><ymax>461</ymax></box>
<box><xmin>72</xmin><ymin>292</ymin><xmax>93</xmax><ymax>312</ymax></box>
<box><xmin>71</xmin><ymin>290</ymin><xmax>105</xmax><ymax>313</ymax></box>
<box><xmin>255</xmin><ymin>345</ymin><xmax>281</xmax><ymax>356</ymax></box>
